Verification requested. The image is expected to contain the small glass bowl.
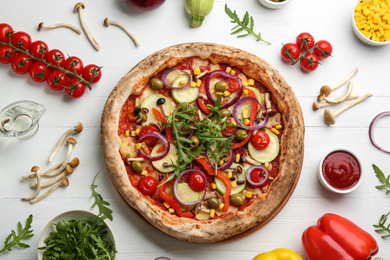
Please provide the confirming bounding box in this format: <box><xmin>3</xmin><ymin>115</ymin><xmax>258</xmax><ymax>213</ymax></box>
<box><xmin>37</xmin><ymin>210</ymin><xmax>116</xmax><ymax>260</ymax></box>
<box><xmin>258</xmin><ymin>0</ymin><xmax>291</xmax><ymax>9</ymax></box>
<box><xmin>318</xmin><ymin>149</ymin><xmax>363</xmax><ymax>194</ymax></box>
<box><xmin>352</xmin><ymin>0</ymin><xmax>390</xmax><ymax>46</ymax></box>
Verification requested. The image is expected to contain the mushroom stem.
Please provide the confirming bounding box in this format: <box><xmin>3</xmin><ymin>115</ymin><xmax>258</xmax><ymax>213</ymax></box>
<box><xmin>48</xmin><ymin>122</ymin><xmax>82</xmax><ymax>162</ymax></box>
<box><xmin>324</xmin><ymin>81</ymin><xmax>354</xmax><ymax>104</ymax></box>
<box><xmin>30</xmin><ymin>177</ymin><xmax>69</xmax><ymax>204</ymax></box>
<box><xmin>103</xmin><ymin>18</ymin><xmax>140</xmax><ymax>47</ymax></box>
<box><xmin>324</xmin><ymin>92</ymin><xmax>372</xmax><ymax>125</ymax></box>
<box><xmin>317</xmin><ymin>67</ymin><xmax>358</xmax><ymax>101</ymax></box>
<box><xmin>21</xmin><ymin>167</ymin><xmax>42</xmax><ymax>201</ymax></box>
<box><xmin>74</xmin><ymin>2</ymin><xmax>101</xmax><ymax>51</ymax></box>
<box><xmin>21</xmin><ymin>162</ymin><xmax>62</xmax><ymax>180</ymax></box>
<box><xmin>44</xmin><ymin>138</ymin><xmax>77</xmax><ymax>177</ymax></box>
<box><xmin>242</xmin><ymin>154</ymin><xmax>258</xmax><ymax>165</ymax></box>
<box><xmin>31</xmin><ymin>164</ymin><xmax>73</xmax><ymax>189</ymax></box>
<box><xmin>313</xmin><ymin>94</ymin><xmax>359</xmax><ymax>110</ymax></box>
<box><xmin>38</xmin><ymin>22</ymin><xmax>82</xmax><ymax>34</ymax></box>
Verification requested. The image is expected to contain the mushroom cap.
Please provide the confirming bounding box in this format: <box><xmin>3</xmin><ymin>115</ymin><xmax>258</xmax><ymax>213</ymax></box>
<box><xmin>104</xmin><ymin>18</ymin><xmax>110</xmax><ymax>27</ymax></box>
<box><xmin>66</xmin><ymin>137</ymin><xmax>77</xmax><ymax>145</ymax></box>
<box><xmin>70</xmin><ymin>157</ymin><xmax>80</xmax><ymax>168</ymax></box>
<box><xmin>65</xmin><ymin>164</ymin><xmax>74</xmax><ymax>174</ymax></box>
<box><xmin>324</xmin><ymin>109</ymin><xmax>336</xmax><ymax>125</ymax></box>
<box><xmin>31</xmin><ymin>166</ymin><xmax>40</xmax><ymax>172</ymax></box>
<box><xmin>317</xmin><ymin>85</ymin><xmax>332</xmax><ymax>102</ymax></box>
<box><xmin>313</xmin><ymin>102</ymin><xmax>320</xmax><ymax>111</ymax></box>
<box><xmin>38</xmin><ymin>22</ymin><xmax>44</xmax><ymax>31</ymax></box>
<box><xmin>74</xmin><ymin>2</ymin><xmax>85</xmax><ymax>12</ymax></box>
<box><xmin>75</xmin><ymin>122</ymin><xmax>83</xmax><ymax>134</ymax></box>
<box><xmin>62</xmin><ymin>177</ymin><xmax>70</xmax><ymax>186</ymax></box>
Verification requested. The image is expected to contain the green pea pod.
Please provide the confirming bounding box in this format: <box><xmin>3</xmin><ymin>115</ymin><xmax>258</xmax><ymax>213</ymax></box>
<box><xmin>185</xmin><ymin>0</ymin><xmax>214</xmax><ymax>28</ymax></box>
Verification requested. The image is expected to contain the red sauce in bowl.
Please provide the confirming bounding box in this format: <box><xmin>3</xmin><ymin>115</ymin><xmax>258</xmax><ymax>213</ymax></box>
<box><xmin>321</xmin><ymin>150</ymin><xmax>361</xmax><ymax>190</ymax></box>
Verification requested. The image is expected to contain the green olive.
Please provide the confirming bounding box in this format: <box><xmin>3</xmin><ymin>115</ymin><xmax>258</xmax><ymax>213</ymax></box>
<box><xmin>178</xmin><ymin>102</ymin><xmax>189</xmax><ymax>111</ymax></box>
<box><xmin>235</xmin><ymin>129</ymin><xmax>248</xmax><ymax>141</ymax></box>
<box><xmin>230</xmin><ymin>193</ymin><xmax>245</xmax><ymax>206</ymax></box>
<box><xmin>131</xmin><ymin>161</ymin><xmax>144</xmax><ymax>173</ymax></box>
<box><xmin>150</xmin><ymin>78</ymin><xmax>163</xmax><ymax>90</ymax></box>
<box><xmin>215</xmin><ymin>81</ymin><xmax>228</xmax><ymax>92</ymax></box>
<box><xmin>207</xmin><ymin>197</ymin><xmax>220</xmax><ymax>209</ymax></box>
<box><xmin>190</xmin><ymin>135</ymin><xmax>200</xmax><ymax>147</ymax></box>
<box><xmin>219</xmin><ymin>108</ymin><xmax>231</xmax><ymax>118</ymax></box>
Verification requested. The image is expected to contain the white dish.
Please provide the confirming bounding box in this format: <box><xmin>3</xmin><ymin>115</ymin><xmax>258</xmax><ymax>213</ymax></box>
<box><xmin>258</xmin><ymin>0</ymin><xmax>291</xmax><ymax>9</ymax></box>
<box><xmin>318</xmin><ymin>149</ymin><xmax>362</xmax><ymax>194</ymax></box>
<box><xmin>37</xmin><ymin>210</ymin><xmax>116</xmax><ymax>260</ymax></box>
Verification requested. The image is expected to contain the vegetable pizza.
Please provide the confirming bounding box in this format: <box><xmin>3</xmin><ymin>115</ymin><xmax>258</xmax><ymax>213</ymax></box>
<box><xmin>101</xmin><ymin>42</ymin><xmax>304</xmax><ymax>243</ymax></box>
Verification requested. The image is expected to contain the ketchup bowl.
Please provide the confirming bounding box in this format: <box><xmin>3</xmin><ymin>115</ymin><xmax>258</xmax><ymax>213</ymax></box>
<box><xmin>318</xmin><ymin>149</ymin><xmax>362</xmax><ymax>194</ymax></box>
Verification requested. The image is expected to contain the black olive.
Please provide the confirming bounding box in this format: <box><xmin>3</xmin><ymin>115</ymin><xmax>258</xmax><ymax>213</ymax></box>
<box><xmin>156</xmin><ymin>98</ymin><xmax>166</xmax><ymax>106</ymax></box>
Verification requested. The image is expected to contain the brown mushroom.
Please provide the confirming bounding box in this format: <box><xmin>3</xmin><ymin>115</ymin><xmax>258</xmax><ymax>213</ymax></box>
<box><xmin>44</xmin><ymin>138</ymin><xmax>77</xmax><ymax>177</ymax></box>
<box><xmin>21</xmin><ymin>161</ymin><xmax>62</xmax><ymax>180</ymax></box>
<box><xmin>49</xmin><ymin>122</ymin><xmax>83</xmax><ymax>162</ymax></box>
<box><xmin>125</xmin><ymin>155</ymin><xmax>144</xmax><ymax>165</ymax></box>
<box><xmin>74</xmin><ymin>2</ymin><xmax>101</xmax><ymax>51</ymax></box>
<box><xmin>104</xmin><ymin>17</ymin><xmax>140</xmax><ymax>47</ymax></box>
<box><xmin>21</xmin><ymin>166</ymin><xmax>42</xmax><ymax>201</ymax></box>
<box><xmin>31</xmin><ymin>162</ymin><xmax>74</xmax><ymax>189</ymax></box>
<box><xmin>313</xmin><ymin>94</ymin><xmax>359</xmax><ymax>111</ymax></box>
<box><xmin>317</xmin><ymin>85</ymin><xmax>332</xmax><ymax>102</ymax></box>
<box><xmin>30</xmin><ymin>177</ymin><xmax>69</xmax><ymax>204</ymax></box>
<box><xmin>242</xmin><ymin>154</ymin><xmax>258</xmax><ymax>165</ymax></box>
<box><xmin>38</xmin><ymin>22</ymin><xmax>81</xmax><ymax>34</ymax></box>
<box><xmin>324</xmin><ymin>81</ymin><xmax>354</xmax><ymax>104</ymax></box>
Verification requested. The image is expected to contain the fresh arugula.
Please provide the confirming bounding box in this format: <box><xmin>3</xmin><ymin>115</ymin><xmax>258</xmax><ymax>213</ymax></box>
<box><xmin>374</xmin><ymin>212</ymin><xmax>390</xmax><ymax>238</ymax></box>
<box><xmin>39</xmin><ymin>172</ymin><xmax>116</xmax><ymax>259</ymax></box>
<box><xmin>225</xmin><ymin>4</ymin><xmax>271</xmax><ymax>45</ymax></box>
<box><xmin>0</xmin><ymin>214</ymin><xmax>34</xmax><ymax>254</ymax></box>
<box><xmin>373</xmin><ymin>164</ymin><xmax>390</xmax><ymax>193</ymax></box>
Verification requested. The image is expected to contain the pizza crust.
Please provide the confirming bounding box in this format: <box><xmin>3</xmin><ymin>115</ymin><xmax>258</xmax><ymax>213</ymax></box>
<box><xmin>101</xmin><ymin>42</ymin><xmax>304</xmax><ymax>243</ymax></box>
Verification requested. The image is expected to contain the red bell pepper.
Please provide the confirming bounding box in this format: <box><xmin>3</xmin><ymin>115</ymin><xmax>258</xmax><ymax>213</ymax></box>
<box><xmin>216</xmin><ymin>171</ymin><xmax>231</xmax><ymax>212</ymax></box>
<box><xmin>193</xmin><ymin>157</ymin><xmax>216</xmax><ymax>176</ymax></box>
<box><xmin>302</xmin><ymin>213</ymin><xmax>378</xmax><ymax>260</ymax></box>
<box><xmin>151</xmin><ymin>108</ymin><xmax>172</xmax><ymax>153</ymax></box>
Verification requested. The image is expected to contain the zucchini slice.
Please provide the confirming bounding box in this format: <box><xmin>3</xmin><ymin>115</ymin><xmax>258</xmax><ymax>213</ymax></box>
<box><xmin>248</xmin><ymin>129</ymin><xmax>280</xmax><ymax>163</ymax></box>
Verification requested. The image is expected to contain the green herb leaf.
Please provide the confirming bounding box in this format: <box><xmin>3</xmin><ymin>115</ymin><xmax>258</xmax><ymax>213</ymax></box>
<box><xmin>91</xmin><ymin>172</ymin><xmax>113</xmax><ymax>221</ymax></box>
<box><xmin>225</xmin><ymin>4</ymin><xmax>271</xmax><ymax>45</ymax></box>
<box><xmin>374</xmin><ymin>212</ymin><xmax>390</xmax><ymax>238</ymax></box>
<box><xmin>0</xmin><ymin>214</ymin><xmax>34</xmax><ymax>254</ymax></box>
<box><xmin>373</xmin><ymin>164</ymin><xmax>390</xmax><ymax>193</ymax></box>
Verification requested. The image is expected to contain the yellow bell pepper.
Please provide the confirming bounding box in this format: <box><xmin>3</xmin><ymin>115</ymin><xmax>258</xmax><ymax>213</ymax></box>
<box><xmin>253</xmin><ymin>248</ymin><xmax>302</xmax><ymax>260</ymax></box>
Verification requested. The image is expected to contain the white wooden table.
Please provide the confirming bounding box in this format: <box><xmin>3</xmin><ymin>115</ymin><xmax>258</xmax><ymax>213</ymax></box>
<box><xmin>1</xmin><ymin>0</ymin><xmax>390</xmax><ymax>259</ymax></box>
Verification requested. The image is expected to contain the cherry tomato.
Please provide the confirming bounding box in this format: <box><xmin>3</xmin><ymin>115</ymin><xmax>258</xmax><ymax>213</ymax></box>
<box><xmin>187</xmin><ymin>172</ymin><xmax>206</xmax><ymax>192</ymax></box>
<box><xmin>0</xmin><ymin>23</ymin><xmax>13</xmax><ymax>43</ymax></box>
<box><xmin>300</xmin><ymin>52</ymin><xmax>319</xmax><ymax>72</ymax></box>
<box><xmin>250</xmin><ymin>169</ymin><xmax>269</xmax><ymax>188</ymax></box>
<box><xmin>45</xmin><ymin>49</ymin><xmax>65</xmax><ymax>67</ymax></box>
<box><xmin>47</xmin><ymin>70</ymin><xmax>68</xmax><ymax>91</ymax></box>
<box><xmin>65</xmin><ymin>78</ymin><xmax>86</xmax><ymax>98</ymax></box>
<box><xmin>82</xmin><ymin>64</ymin><xmax>102</xmax><ymax>83</ymax></box>
<box><xmin>250</xmin><ymin>130</ymin><xmax>270</xmax><ymax>150</ymax></box>
<box><xmin>11</xmin><ymin>31</ymin><xmax>32</xmax><ymax>50</ymax></box>
<box><xmin>226</xmin><ymin>77</ymin><xmax>239</xmax><ymax>92</ymax></box>
<box><xmin>28</xmin><ymin>61</ymin><xmax>50</xmax><ymax>83</ymax></box>
<box><xmin>281</xmin><ymin>43</ymin><xmax>300</xmax><ymax>62</ymax></box>
<box><xmin>10</xmin><ymin>53</ymin><xmax>32</xmax><ymax>74</ymax></box>
<box><xmin>64</xmin><ymin>56</ymin><xmax>84</xmax><ymax>75</ymax></box>
<box><xmin>28</xmin><ymin>40</ymin><xmax>49</xmax><ymax>59</ymax></box>
<box><xmin>222</xmin><ymin>117</ymin><xmax>237</xmax><ymax>137</ymax></box>
<box><xmin>296</xmin><ymin>32</ymin><xmax>315</xmax><ymax>51</ymax></box>
<box><xmin>138</xmin><ymin>176</ymin><xmax>158</xmax><ymax>195</ymax></box>
<box><xmin>0</xmin><ymin>45</ymin><xmax>15</xmax><ymax>64</ymax></box>
<box><xmin>313</xmin><ymin>40</ymin><xmax>333</xmax><ymax>59</ymax></box>
<box><xmin>138</xmin><ymin>125</ymin><xmax>160</xmax><ymax>146</ymax></box>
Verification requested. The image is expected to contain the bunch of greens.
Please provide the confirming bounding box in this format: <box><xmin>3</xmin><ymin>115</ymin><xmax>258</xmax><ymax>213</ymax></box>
<box><xmin>373</xmin><ymin>164</ymin><xmax>390</xmax><ymax>238</ymax></box>
<box><xmin>164</xmin><ymin>96</ymin><xmax>234</xmax><ymax>183</ymax></box>
<box><xmin>0</xmin><ymin>214</ymin><xmax>34</xmax><ymax>254</ymax></box>
<box><xmin>39</xmin><ymin>172</ymin><xmax>116</xmax><ymax>260</ymax></box>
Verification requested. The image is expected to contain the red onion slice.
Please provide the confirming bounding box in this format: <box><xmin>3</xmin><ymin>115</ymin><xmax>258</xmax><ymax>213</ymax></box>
<box><xmin>161</xmin><ymin>68</ymin><xmax>191</xmax><ymax>89</ymax></box>
<box><xmin>369</xmin><ymin>111</ymin><xmax>390</xmax><ymax>154</ymax></box>
<box><xmin>138</xmin><ymin>132</ymin><xmax>170</xmax><ymax>161</ymax></box>
<box><xmin>232</xmin><ymin>96</ymin><xmax>269</xmax><ymax>130</ymax></box>
<box><xmin>204</xmin><ymin>70</ymin><xmax>243</xmax><ymax>109</ymax></box>
<box><xmin>205</xmin><ymin>148</ymin><xmax>235</xmax><ymax>171</ymax></box>
<box><xmin>246</xmin><ymin>165</ymin><xmax>269</xmax><ymax>187</ymax></box>
<box><xmin>173</xmin><ymin>169</ymin><xmax>207</xmax><ymax>206</ymax></box>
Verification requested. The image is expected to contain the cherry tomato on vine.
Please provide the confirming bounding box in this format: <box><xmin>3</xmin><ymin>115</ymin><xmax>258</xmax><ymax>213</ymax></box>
<box><xmin>11</xmin><ymin>31</ymin><xmax>32</xmax><ymax>50</ymax></box>
<box><xmin>250</xmin><ymin>130</ymin><xmax>270</xmax><ymax>150</ymax></box>
<box><xmin>281</xmin><ymin>43</ymin><xmax>300</xmax><ymax>62</ymax></box>
<box><xmin>45</xmin><ymin>49</ymin><xmax>65</xmax><ymax>67</ymax></box>
<box><xmin>138</xmin><ymin>176</ymin><xmax>158</xmax><ymax>195</ymax></box>
<box><xmin>28</xmin><ymin>61</ymin><xmax>50</xmax><ymax>83</ymax></box>
<box><xmin>47</xmin><ymin>70</ymin><xmax>68</xmax><ymax>91</ymax></box>
<box><xmin>300</xmin><ymin>52</ymin><xmax>319</xmax><ymax>72</ymax></box>
<box><xmin>82</xmin><ymin>64</ymin><xmax>102</xmax><ymax>83</ymax></box>
<box><xmin>0</xmin><ymin>45</ymin><xmax>15</xmax><ymax>64</ymax></box>
<box><xmin>64</xmin><ymin>56</ymin><xmax>84</xmax><ymax>75</ymax></box>
<box><xmin>65</xmin><ymin>78</ymin><xmax>86</xmax><ymax>98</ymax></box>
<box><xmin>138</xmin><ymin>125</ymin><xmax>160</xmax><ymax>145</ymax></box>
<box><xmin>313</xmin><ymin>40</ymin><xmax>333</xmax><ymax>59</ymax></box>
<box><xmin>188</xmin><ymin>172</ymin><xmax>206</xmax><ymax>192</ymax></box>
<box><xmin>11</xmin><ymin>53</ymin><xmax>32</xmax><ymax>74</ymax></box>
<box><xmin>28</xmin><ymin>40</ymin><xmax>49</xmax><ymax>59</ymax></box>
<box><xmin>0</xmin><ymin>23</ymin><xmax>13</xmax><ymax>43</ymax></box>
<box><xmin>296</xmin><ymin>32</ymin><xmax>315</xmax><ymax>51</ymax></box>
<box><xmin>250</xmin><ymin>169</ymin><xmax>269</xmax><ymax>188</ymax></box>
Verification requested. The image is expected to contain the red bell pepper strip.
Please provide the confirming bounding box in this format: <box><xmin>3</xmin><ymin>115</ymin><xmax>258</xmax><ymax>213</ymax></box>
<box><xmin>193</xmin><ymin>157</ymin><xmax>216</xmax><ymax>176</ymax></box>
<box><xmin>158</xmin><ymin>176</ymin><xmax>193</xmax><ymax>218</ymax></box>
<box><xmin>152</xmin><ymin>108</ymin><xmax>172</xmax><ymax>153</ymax></box>
<box><xmin>232</xmin><ymin>130</ymin><xmax>253</xmax><ymax>149</ymax></box>
<box><xmin>197</xmin><ymin>82</ymin><xmax>211</xmax><ymax>114</ymax></box>
<box><xmin>216</xmin><ymin>171</ymin><xmax>231</xmax><ymax>212</ymax></box>
<box><xmin>302</xmin><ymin>213</ymin><xmax>379</xmax><ymax>260</ymax></box>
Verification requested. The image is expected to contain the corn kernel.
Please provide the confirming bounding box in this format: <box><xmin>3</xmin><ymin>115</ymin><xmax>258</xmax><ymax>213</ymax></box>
<box><xmin>248</xmin><ymin>79</ymin><xmax>255</xmax><ymax>86</ymax></box>
<box><xmin>235</xmin><ymin>154</ymin><xmax>241</xmax><ymax>163</ymax></box>
<box><xmin>242</xmin><ymin>80</ymin><xmax>248</xmax><ymax>87</ymax></box>
<box><xmin>141</xmin><ymin>170</ymin><xmax>148</xmax><ymax>176</ymax></box>
<box><xmin>190</xmin><ymin>81</ymin><xmax>197</xmax><ymax>88</ymax></box>
<box><xmin>168</xmin><ymin>208</ymin><xmax>175</xmax><ymax>214</ymax></box>
<box><xmin>230</xmin><ymin>70</ymin><xmax>236</xmax><ymax>75</ymax></box>
<box><xmin>242</xmin><ymin>109</ymin><xmax>249</xmax><ymax>119</ymax></box>
<box><xmin>125</xmin><ymin>130</ymin><xmax>130</xmax><ymax>137</ymax></box>
<box><xmin>264</xmin><ymin>162</ymin><xmax>272</xmax><ymax>170</ymax></box>
<box><xmin>231</xmin><ymin>181</ymin><xmax>237</xmax><ymax>188</ymax></box>
<box><xmin>223</xmin><ymin>90</ymin><xmax>231</xmax><ymax>97</ymax></box>
<box><xmin>225</xmin><ymin>67</ymin><xmax>232</xmax><ymax>73</ymax></box>
<box><xmin>218</xmin><ymin>203</ymin><xmax>225</xmax><ymax>211</ymax></box>
<box><xmin>210</xmin><ymin>209</ymin><xmax>216</xmax><ymax>218</ymax></box>
<box><xmin>194</xmin><ymin>68</ymin><xmax>201</xmax><ymax>75</ymax></box>
<box><xmin>163</xmin><ymin>202</ymin><xmax>170</xmax><ymax>208</ymax></box>
<box><xmin>135</xmin><ymin>143</ymin><xmax>143</xmax><ymax>150</ymax></box>
<box><xmin>276</xmin><ymin>124</ymin><xmax>283</xmax><ymax>130</ymax></box>
<box><xmin>243</xmin><ymin>89</ymin><xmax>249</xmax><ymax>97</ymax></box>
<box><xmin>218</xmin><ymin>159</ymin><xmax>225</xmax><ymax>166</ymax></box>
<box><xmin>243</xmin><ymin>118</ymin><xmax>250</xmax><ymax>125</ymax></box>
<box><xmin>216</xmin><ymin>91</ymin><xmax>223</xmax><ymax>96</ymax></box>
<box><xmin>196</xmin><ymin>79</ymin><xmax>202</xmax><ymax>87</ymax></box>
<box><xmin>245</xmin><ymin>191</ymin><xmax>253</xmax><ymax>198</ymax></box>
<box><xmin>211</xmin><ymin>183</ymin><xmax>217</xmax><ymax>189</ymax></box>
<box><xmin>230</xmin><ymin>118</ymin><xmax>236</xmax><ymax>125</ymax></box>
<box><xmin>224</xmin><ymin>156</ymin><xmax>230</xmax><ymax>163</ymax></box>
<box><xmin>271</xmin><ymin>128</ymin><xmax>279</xmax><ymax>135</ymax></box>
<box><xmin>227</xmin><ymin>171</ymin><xmax>233</xmax><ymax>179</ymax></box>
